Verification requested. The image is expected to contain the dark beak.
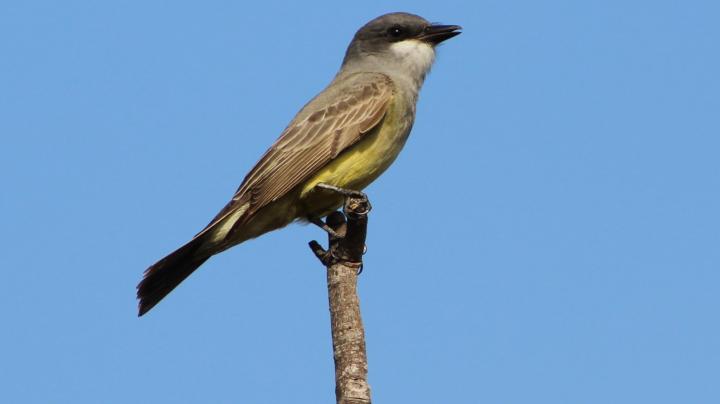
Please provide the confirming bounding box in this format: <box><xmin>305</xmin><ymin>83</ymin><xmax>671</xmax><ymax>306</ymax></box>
<box><xmin>419</xmin><ymin>24</ymin><xmax>462</xmax><ymax>45</ymax></box>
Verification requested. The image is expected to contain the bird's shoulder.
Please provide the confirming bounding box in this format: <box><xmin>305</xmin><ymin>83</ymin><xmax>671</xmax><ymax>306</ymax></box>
<box><xmin>289</xmin><ymin>72</ymin><xmax>396</xmax><ymax>125</ymax></box>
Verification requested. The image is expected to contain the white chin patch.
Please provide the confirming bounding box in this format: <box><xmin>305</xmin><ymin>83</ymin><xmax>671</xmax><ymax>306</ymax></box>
<box><xmin>390</xmin><ymin>39</ymin><xmax>435</xmax><ymax>76</ymax></box>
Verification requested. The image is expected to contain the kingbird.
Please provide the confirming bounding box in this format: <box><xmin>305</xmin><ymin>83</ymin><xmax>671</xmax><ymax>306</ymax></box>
<box><xmin>137</xmin><ymin>12</ymin><xmax>461</xmax><ymax>316</ymax></box>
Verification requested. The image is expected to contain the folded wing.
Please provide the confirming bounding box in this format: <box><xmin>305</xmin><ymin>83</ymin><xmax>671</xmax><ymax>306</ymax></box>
<box><xmin>202</xmin><ymin>72</ymin><xmax>395</xmax><ymax>237</ymax></box>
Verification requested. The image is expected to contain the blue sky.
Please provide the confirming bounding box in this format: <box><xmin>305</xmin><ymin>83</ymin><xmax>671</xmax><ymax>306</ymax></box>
<box><xmin>2</xmin><ymin>1</ymin><xmax>719</xmax><ymax>403</ymax></box>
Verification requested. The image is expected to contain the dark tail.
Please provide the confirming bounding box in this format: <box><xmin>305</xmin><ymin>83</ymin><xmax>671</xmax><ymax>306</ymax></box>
<box><xmin>137</xmin><ymin>237</ymin><xmax>211</xmax><ymax>316</ymax></box>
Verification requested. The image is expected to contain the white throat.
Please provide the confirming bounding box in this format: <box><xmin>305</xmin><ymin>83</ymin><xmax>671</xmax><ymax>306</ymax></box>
<box><xmin>389</xmin><ymin>39</ymin><xmax>436</xmax><ymax>86</ymax></box>
<box><xmin>337</xmin><ymin>39</ymin><xmax>437</xmax><ymax>100</ymax></box>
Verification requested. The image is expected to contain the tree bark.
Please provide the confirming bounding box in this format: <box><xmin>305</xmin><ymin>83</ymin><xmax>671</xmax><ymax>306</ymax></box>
<box><xmin>309</xmin><ymin>195</ymin><xmax>372</xmax><ymax>404</ymax></box>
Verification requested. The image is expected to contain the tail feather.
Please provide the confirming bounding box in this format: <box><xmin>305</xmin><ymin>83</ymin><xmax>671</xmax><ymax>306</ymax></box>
<box><xmin>137</xmin><ymin>237</ymin><xmax>211</xmax><ymax>316</ymax></box>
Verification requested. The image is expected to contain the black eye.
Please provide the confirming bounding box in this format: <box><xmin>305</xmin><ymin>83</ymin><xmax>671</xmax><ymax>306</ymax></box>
<box><xmin>387</xmin><ymin>25</ymin><xmax>404</xmax><ymax>38</ymax></box>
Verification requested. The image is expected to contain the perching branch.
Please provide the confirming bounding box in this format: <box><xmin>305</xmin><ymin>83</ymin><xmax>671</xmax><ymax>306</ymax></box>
<box><xmin>309</xmin><ymin>190</ymin><xmax>372</xmax><ymax>404</ymax></box>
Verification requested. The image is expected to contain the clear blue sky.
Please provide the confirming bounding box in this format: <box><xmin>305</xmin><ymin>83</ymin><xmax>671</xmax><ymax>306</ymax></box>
<box><xmin>2</xmin><ymin>1</ymin><xmax>718</xmax><ymax>403</ymax></box>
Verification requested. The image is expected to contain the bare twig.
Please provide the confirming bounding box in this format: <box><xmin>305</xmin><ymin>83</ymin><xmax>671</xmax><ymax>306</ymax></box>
<box><xmin>309</xmin><ymin>191</ymin><xmax>372</xmax><ymax>404</ymax></box>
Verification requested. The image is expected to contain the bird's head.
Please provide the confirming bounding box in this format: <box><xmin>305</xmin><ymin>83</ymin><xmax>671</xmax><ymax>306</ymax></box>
<box><xmin>342</xmin><ymin>12</ymin><xmax>461</xmax><ymax>81</ymax></box>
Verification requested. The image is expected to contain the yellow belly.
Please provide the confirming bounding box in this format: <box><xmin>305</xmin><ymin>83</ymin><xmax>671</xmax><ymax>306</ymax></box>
<box><xmin>298</xmin><ymin>98</ymin><xmax>413</xmax><ymax>216</ymax></box>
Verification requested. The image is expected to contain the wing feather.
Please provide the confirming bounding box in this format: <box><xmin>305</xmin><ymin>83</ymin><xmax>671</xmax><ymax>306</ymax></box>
<box><xmin>198</xmin><ymin>72</ymin><xmax>395</xmax><ymax>237</ymax></box>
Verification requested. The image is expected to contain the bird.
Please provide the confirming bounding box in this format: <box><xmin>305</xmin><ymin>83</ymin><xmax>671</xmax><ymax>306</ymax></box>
<box><xmin>137</xmin><ymin>12</ymin><xmax>461</xmax><ymax>316</ymax></box>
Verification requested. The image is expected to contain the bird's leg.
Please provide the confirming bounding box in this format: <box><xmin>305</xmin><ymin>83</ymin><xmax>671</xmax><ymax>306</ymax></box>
<box><xmin>308</xmin><ymin>216</ymin><xmax>343</xmax><ymax>239</ymax></box>
<box><xmin>311</xmin><ymin>184</ymin><xmax>371</xmax><ymax>270</ymax></box>
<box><xmin>315</xmin><ymin>183</ymin><xmax>372</xmax><ymax>216</ymax></box>
<box><xmin>309</xmin><ymin>184</ymin><xmax>371</xmax><ymax>274</ymax></box>
<box><xmin>315</xmin><ymin>183</ymin><xmax>366</xmax><ymax>200</ymax></box>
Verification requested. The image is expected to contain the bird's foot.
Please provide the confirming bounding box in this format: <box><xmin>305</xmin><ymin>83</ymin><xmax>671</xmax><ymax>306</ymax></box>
<box><xmin>315</xmin><ymin>183</ymin><xmax>366</xmax><ymax>199</ymax></box>
<box><xmin>308</xmin><ymin>215</ymin><xmax>343</xmax><ymax>238</ymax></box>
<box><xmin>315</xmin><ymin>183</ymin><xmax>372</xmax><ymax>216</ymax></box>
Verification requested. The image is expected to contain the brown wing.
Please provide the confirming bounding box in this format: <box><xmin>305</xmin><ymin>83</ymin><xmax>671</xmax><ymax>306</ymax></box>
<box><xmin>200</xmin><ymin>72</ymin><xmax>395</xmax><ymax>235</ymax></box>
